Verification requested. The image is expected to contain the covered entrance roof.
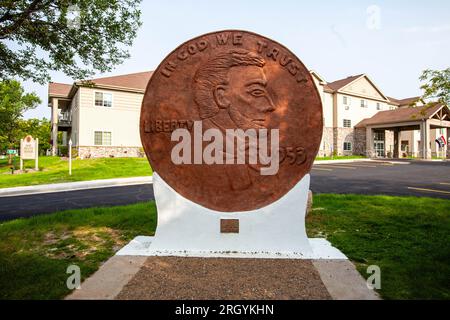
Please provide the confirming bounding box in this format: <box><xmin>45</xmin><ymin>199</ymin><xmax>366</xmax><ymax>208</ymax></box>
<box><xmin>356</xmin><ymin>103</ymin><xmax>450</xmax><ymax>130</ymax></box>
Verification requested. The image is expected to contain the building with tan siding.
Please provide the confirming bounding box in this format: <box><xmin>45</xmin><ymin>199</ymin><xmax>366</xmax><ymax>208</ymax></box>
<box><xmin>48</xmin><ymin>70</ymin><xmax>449</xmax><ymax>159</ymax></box>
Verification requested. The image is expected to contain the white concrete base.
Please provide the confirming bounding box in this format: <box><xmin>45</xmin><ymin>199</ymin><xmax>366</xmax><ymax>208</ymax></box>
<box><xmin>116</xmin><ymin>172</ymin><xmax>347</xmax><ymax>259</ymax></box>
<box><xmin>129</xmin><ymin>172</ymin><xmax>316</xmax><ymax>256</ymax></box>
<box><xmin>116</xmin><ymin>236</ymin><xmax>347</xmax><ymax>259</ymax></box>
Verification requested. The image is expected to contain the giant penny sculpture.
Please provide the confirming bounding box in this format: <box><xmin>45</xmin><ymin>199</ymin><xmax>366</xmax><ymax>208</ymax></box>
<box><xmin>140</xmin><ymin>30</ymin><xmax>323</xmax><ymax>212</ymax></box>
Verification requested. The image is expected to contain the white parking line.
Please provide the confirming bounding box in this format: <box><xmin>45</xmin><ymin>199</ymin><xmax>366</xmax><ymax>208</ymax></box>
<box><xmin>312</xmin><ymin>168</ymin><xmax>333</xmax><ymax>171</ymax></box>
<box><xmin>407</xmin><ymin>187</ymin><xmax>450</xmax><ymax>195</ymax></box>
<box><xmin>439</xmin><ymin>182</ymin><xmax>450</xmax><ymax>186</ymax></box>
<box><xmin>334</xmin><ymin>164</ymin><xmax>377</xmax><ymax>168</ymax></box>
<box><xmin>315</xmin><ymin>165</ymin><xmax>357</xmax><ymax>170</ymax></box>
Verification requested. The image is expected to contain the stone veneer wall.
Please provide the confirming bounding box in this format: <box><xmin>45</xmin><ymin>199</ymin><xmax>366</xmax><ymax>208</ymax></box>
<box><xmin>335</xmin><ymin>128</ymin><xmax>355</xmax><ymax>156</ymax></box>
<box><xmin>384</xmin><ymin>130</ymin><xmax>394</xmax><ymax>157</ymax></box>
<box><xmin>78</xmin><ymin>146</ymin><xmax>145</xmax><ymax>159</ymax></box>
<box><xmin>317</xmin><ymin>127</ymin><xmax>334</xmax><ymax>157</ymax></box>
<box><xmin>354</xmin><ymin>128</ymin><xmax>366</xmax><ymax>156</ymax></box>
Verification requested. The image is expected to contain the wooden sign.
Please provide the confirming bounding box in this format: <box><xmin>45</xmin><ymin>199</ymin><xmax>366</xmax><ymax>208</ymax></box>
<box><xmin>21</xmin><ymin>135</ymin><xmax>37</xmax><ymax>160</ymax></box>
<box><xmin>20</xmin><ymin>135</ymin><xmax>39</xmax><ymax>171</ymax></box>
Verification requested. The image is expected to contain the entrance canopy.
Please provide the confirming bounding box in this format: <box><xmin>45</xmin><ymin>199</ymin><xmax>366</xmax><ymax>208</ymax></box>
<box><xmin>356</xmin><ymin>103</ymin><xmax>450</xmax><ymax>159</ymax></box>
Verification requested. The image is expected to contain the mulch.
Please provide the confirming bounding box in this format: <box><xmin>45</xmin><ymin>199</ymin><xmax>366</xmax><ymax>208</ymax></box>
<box><xmin>116</xmin><ymin>256</ymin><xmax>331</xmax><ymax>300</ymax></box>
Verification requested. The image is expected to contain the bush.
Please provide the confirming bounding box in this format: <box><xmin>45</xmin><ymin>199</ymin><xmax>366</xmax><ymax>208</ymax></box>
<box><xmin>59</xmin><ymin>146</ymin><xmax>68</xmax><ymax>156</ymax></box>
<box><xmin>71</xmin><ymin>147</ymin><xmax>78</xmax><ymax>158</ymax></box>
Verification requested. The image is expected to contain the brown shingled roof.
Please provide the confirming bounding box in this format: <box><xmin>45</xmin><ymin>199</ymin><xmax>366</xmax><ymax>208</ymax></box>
<box><xmin>323</xmin><ymin>84</ymin><xmax>334</xmax><ymax>93</ymax></box>
<box><xmin>87</xmin><ymin>71</ymin><xmax>153</xmax><ymax>90</ymax></box>
<box><xmin>48</xmin><ymin>71</ymin><xmax>154</xmax><ymax>100</ymax></box>
<box><xmin>326</xmin><ymin>74</ymin><xmax>364</xmax><ymax>91</ymax></box>
<box><xmin>48</xmin><ymin>82</ymin><xmax>72</xmax><ymax>98</ymax></box>
<box><xmin>387</xmin><ymin>96</ymin><xmax>421</xmax><ymax>106</ymax></box>
<box><xmin>356</xmin><ymin>103</ymin><xmax>445</xmax><ymax>127</ymax></box>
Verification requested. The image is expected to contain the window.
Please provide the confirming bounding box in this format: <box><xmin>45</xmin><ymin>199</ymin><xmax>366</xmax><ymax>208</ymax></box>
<box><xmin>360</xmin><ymin>99</ymin><xmax>368</xmax><ymax>108</ymax></box>
<box><xmin>374</xmin><ymin>131</ymin><xmax>385</xmax><ymax>141</ymax></box>
<box><xmin>95</xmin><ymin>92</ymin><xmax>112</xmax><ymax>107</ymax></box>
<box><xmin>343</xmin><ymin>96</ymin><xmax>349</xmax><ymax>105</ymax></box>
<box><xmin>94</xmin><ymin>131</ymin><xmax>112</xmax><ymax>145</ymax></box>
<box><xmin>376</xmin><ymin>103</ymin><xmax>381</xmax><ymax>110</ymax></box>
<box><xmin>401</xmin><ymin>141</ymin><xmax>409</xmax><ymax>152</ymax></box>
<box><xmin>343</xmin><ymin>119</ymin><xmax>351</xmax><ymax>128</ymax></box>
<box><xmin>343</xmin><ymin>142</ymin><xmax>352</xmax><ymax>151</ymax></box>
<box><xmin>389</xmin><ymin>106</ymin><xmax>395</xmax><ymax>110</ymax></box>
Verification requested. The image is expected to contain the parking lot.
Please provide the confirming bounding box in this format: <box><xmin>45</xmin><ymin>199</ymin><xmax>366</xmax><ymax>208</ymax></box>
<box><xmin>0</xmin><ymin>159</ymin><xmax>449</xmax><ymax>221</ymax></box>
<box><xmin>310</xmin><ymin>160</ymin><xmax>450</xmax><ymax>199</ymax></box>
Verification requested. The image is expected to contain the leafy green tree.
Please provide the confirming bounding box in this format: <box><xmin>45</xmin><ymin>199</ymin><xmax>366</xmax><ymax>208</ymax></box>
<box><xmin>0</xmin><ymin>80</ymin><xmax>41</xmax><ymax>162</ymax></box>
<box><xmin>419</xmin><ymin>68</ymin><xmax>450</xmax><ymax>105</ymax></box>
<box><xmin>18</xmin><ymin>118</ymin><xmax>51</xmax><ymax>154</ymax></box>
<box><xmin>0</xmin><ymin>0</ymin><xmax>142</xmax><ymax>84</ymax></box>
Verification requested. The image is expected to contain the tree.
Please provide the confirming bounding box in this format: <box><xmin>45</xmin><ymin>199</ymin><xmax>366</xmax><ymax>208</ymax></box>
<box><xmin>419</xmin><ymin>68</ymin><xmax>450</xmax><ymax>106</ymax></box>
<box><xmin>0</xmin><ymin>80</ymin><xmax>41</xmax><ymax>162</ymax></box>
<box><xmin>18</xmin><ymin>117</ymin><xmax>51</xmax><ymax>153</ymax></box>
<box><xmin>0</xmin><ymin>0</ymin><xmax>142</xmax><ymax>84</ymax></box>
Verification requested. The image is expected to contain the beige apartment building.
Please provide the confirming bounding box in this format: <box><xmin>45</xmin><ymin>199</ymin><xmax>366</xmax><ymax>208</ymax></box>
<box><xmin>48</xmin><ymin>70</ymin><xmax>450</xmax><ymax>159</ymax></box>
<box><xmin>310</xmin><ymin>71</ymin><xmax>449</xmax><ymax>158</ymax></box>
<box><xmin>49</xmin><ymin>71</ymin><xmax>152</xmax><ymax>158</ymax></box>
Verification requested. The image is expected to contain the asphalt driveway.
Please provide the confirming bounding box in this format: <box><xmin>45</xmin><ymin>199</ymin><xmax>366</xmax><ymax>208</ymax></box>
<box><xmin>310</xmin><ymin>160</ymin><xmax>450</xmax><ymax>199</ymax></box>
<box><xmin>0</xmin><ymin>160</ymin><xmax>448</xmax><ymax>221</ymax></box>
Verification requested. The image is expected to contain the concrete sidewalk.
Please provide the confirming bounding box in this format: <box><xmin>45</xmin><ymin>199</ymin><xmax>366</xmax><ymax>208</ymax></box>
<box><xmin>0</xmin><ymin>176</ymin><xmax>153</xmax><ymax>197</ymax></box>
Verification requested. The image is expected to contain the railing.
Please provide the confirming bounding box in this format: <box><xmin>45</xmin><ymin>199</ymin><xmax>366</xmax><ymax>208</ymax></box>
<box><xmin>58</xmin><ymin>112</ymin><xmax>72</xmax><ymax>126</ymax></box>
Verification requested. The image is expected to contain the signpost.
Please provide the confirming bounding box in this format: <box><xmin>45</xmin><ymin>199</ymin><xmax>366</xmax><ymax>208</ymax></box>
<box><xmin>6</xmin><ymin>149</ymin><xmax>17</xmax><ymax>164</ymax></box>
<box><xmin>20</xmin><ymin>135</ymin><xmax>38</xmax><ymax>171</ymax></box>
<box><xmin>69</xmin><ymin>139</ymin><xmax>72</xmax><ymax>175</ymax></box>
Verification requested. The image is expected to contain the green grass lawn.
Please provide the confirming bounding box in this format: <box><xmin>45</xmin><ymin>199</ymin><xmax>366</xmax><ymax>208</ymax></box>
<box><xmin>0</xmin><ymin>202</ymin><xmax>157</xmax><ymax>299</ymax></box>
<box><xmin>0</xmin><ymin>194</ymin><xmax>448</xmax><ymax>299</ymax></box>
<box><xmin>0</xmin><ymin>156</ymin><xmax>152</xmax><ymax>188</ymax></box>
<box><xmin>0</xmin><ymin>155</ymin><xmax>365</xmax><ymax>189</ymax></box>
<box><xmin>307</xmin><ymin>194</ymin><xmax>450</xmax><ymax>300</ymax></box>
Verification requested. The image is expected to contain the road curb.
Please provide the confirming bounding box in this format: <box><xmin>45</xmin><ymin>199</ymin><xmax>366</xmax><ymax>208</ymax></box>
<box><xmin>313</xmin><ymin>158</ymin><xmax>410</xmax><ymax>165</ymax></box>
<box><xmin>0</xmin><ymin>176</ymin><xmax>153</xmax><ymax>197</ymax></box>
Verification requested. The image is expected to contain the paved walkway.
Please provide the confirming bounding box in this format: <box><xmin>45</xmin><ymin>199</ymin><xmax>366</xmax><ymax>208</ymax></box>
<box><xmin>66</xmin><ymin>255</ymin><xmax>380</xmax><ymax>300</ymax></box>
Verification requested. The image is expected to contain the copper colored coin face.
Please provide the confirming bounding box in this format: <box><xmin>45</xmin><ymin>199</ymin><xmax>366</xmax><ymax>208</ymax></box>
<box><xmin>140</xmin><ymin>30</ymin><xmax>323</xmax><ymax>212</ymax></box>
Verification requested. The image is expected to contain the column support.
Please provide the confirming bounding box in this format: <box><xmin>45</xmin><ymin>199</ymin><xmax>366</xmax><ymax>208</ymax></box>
<box><xmin>51</xmin><ymin>98</ymin><xmax>59</xmax><ymax>156</ymax></box>
<box><xmin>393</xmin><ymin>129</ymin><xmax>401</xmax><ymax>158</ymax></box>
<box><xmin>420</xmin><ymin>120</ymin><xmax>431</xmax><ymax>159</ymax></box>
<box><xmin>366</xmin><ymin>126</ymin><xmax>374</xmax><ymax>158</ymax></box>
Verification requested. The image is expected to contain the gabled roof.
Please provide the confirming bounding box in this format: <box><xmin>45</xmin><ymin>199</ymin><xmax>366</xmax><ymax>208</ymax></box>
<box><xmin>48</xmin><ymin>71</ymin><xmax>154</xmax><ymax>101</ymax></box>
<box><xmin>387</xmin><ymin>96</ymin><xmax>421</xmax><ymax>106</ymax></box>
<box><xmin>356</xmin><ymin>103</ymin><xmax>446</xmax><ymax>127</ymax></box>
<box><xmin>48</xmin><ymin>82</ymin><xmax>72</xmax><ymax>98</ymax></box>
<box><xmin>323</xmin><ymin>84</ymin><xmax>334</xmax><ymax>93</ymax></box>
<box><xmin>326</xmin><ymin>74</ymin><xmax>364</xmax><ymax>91</ymax></box>
<box><xmin>80</xmin><ymin>71</ymin><xmax>153</xmax><ymax>91</ymax></box>
<box><xmin>309</xmin><ymin>70</ymin><xmax>327</xmax><ymax>84</ymax></box>
<box><xmin>328</xmin><ymin>74</ymin><xmax>390</xmax><ymax>101</ymax></box>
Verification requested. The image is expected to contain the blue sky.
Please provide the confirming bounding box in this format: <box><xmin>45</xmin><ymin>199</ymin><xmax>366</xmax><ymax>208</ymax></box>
<box><xmin>22</xmin><ymin>0</ymin><xmax>450</xmax><ymax>119</ymax></box>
